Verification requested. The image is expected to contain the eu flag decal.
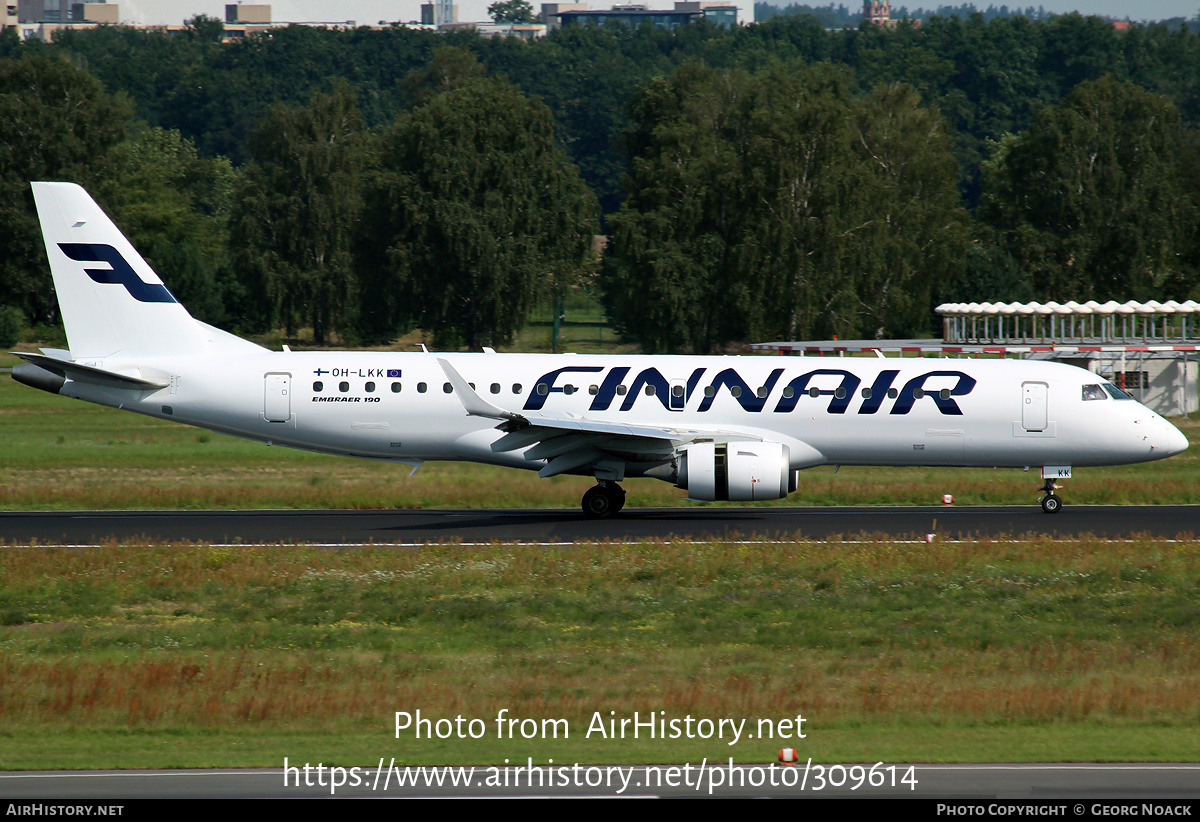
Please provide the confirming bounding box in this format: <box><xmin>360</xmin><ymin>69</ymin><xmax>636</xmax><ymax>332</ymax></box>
<box><xmin>387</xmin><ymin>369</ymin><xmax>402</xmax><ymax>378</ymax></box>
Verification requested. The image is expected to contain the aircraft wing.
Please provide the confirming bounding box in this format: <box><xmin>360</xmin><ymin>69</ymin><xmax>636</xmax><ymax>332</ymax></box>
<box><xmin>438</xmin><ymin>358</ymin><xmax>760</xmax><ymax>478</ymax></box>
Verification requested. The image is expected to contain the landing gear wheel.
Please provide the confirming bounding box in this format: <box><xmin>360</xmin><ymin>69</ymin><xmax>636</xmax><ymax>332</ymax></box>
<box><xmin>582</xmin><ymin>483</ymin><xmax>624</xmax><ymax>519</ymax></box>
<box><xmin>582</xmin><ymin>485</ymin><xmax>614</xmax><ymax>518</ymax></box>
<box><xmin>1038</xmin><ymin>478</ymin><xmax>1063</xmax><ymax>514</ymax></box>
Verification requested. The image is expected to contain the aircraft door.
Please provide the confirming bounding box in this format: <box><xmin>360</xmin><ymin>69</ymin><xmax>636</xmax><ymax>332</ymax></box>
<box><xmin>1021</xmin><ymin>381</ymin><xmax>1047</xmax><ymax>432</ymax></box>
<box><xmin>264</xmin><ymin>373</ymin><xmax>292</xmax><ymax>422</ymax></box>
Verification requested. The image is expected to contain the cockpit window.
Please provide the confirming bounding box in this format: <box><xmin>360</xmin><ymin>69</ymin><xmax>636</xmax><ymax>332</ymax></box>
<box><xmin>1103</xmin><ymin>384</ymin><xmax>1135</xmax><ymax>400</ymax></box>
<box><xmin>1081</xmin><ymin>384</ymin><xmax>1107</xmax><ymax>401</ymax></box>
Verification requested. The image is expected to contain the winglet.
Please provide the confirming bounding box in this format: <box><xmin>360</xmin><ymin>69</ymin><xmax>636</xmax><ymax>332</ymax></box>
<box><xmin>437</xmin><ymin>358</ymin><xmax>526</xmax><ymax>425</ymax></box>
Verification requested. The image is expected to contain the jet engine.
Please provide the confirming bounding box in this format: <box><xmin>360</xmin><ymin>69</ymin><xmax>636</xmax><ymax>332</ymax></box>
<box><xmin>677</xmin><ymin>442</ymin><xmax>798</xmax><ymax>501</ymax></box>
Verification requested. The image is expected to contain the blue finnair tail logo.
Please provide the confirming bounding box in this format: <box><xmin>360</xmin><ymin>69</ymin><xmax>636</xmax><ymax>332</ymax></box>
<box><xmin>58</xmin><ymin>243</ymin><xmax>177</xmax><ymax>304</ymax></box>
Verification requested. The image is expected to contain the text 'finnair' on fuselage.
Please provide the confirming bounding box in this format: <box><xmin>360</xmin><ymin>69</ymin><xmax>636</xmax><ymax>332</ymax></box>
<box><xmin>520</xmin><ymin>365</ymin><xmax>975</xmax><ymax>416</ymax></box>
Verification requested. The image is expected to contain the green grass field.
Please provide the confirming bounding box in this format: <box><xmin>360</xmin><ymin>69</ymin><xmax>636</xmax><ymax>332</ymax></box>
<box><xmin>1</xmin><ymin>538</ymin><xmax>1198</xmax><ymax>768</ymax></box>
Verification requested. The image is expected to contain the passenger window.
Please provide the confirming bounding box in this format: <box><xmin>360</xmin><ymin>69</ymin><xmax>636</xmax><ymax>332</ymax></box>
<box><xmin>939</xmin><ymin>388</ymin><xmax>950</xmax><ymax>400</ymax></box>
<box><xmin>782</xmin><ymin>386</ymin><xmax>794</xmax><ymax>399</ymax></box>
<box><xmin>756</xmin><ymin>386</ymin><xmax>767</xmax><ymax>398</ymax></box>
<box><xmin>887</xmin><ymin>388</ymin><xmax>898</xmax><ymax>399</ymax></box>
<box><xmin>704</xmin><ymin>386</ymin><xmax>715</xmax><ymax>397</ymax></box>
<box><xmin>512</xmin><ymin>384</ymin><xmax>523</xmax><ymax>394</ymax></box>
<box><xmin>443</xmin><ymin>383</ymin><xmax>453</xmax><ymax>393</ymax></box>
<box><xmin>645</xmin><ymin>385</ymin><xmax>656</xmax><ymax>396</ymax></box>
<box><xmin>313</xmin><ymin>381</ymin><xmax>323</xmax><ymax>392</ymax></box>
<box><xmin>861</xmin><ymin>387</ymin><xmax>872</xmax><ymax>399</ymax></box>
<box><xmin>913</xmin><ymin>388</ymin><xmax>924</xmax><ymax>399</ymax></box>
<box><xmin>365</xmin><ymin>382</ymin><xmax>375</xmax><ymax>393</ymax></box>
<box><xmin>673</xmin><ymin>385</ymin><xmax>685</xmax><ymax>398</ymax></box>
<box><xmin>564</xmin><ymin>385</ymin><xmax>575</xmax><ymax>395</ymax></box>
<box><xmin>834</xmin><ymin>387</ymin><xmax>846</xmax><ymax>399</ymax></box>
<box><xmin>1082</xmin><ymin>384</ymin><xmax>1107</xmax><ymax>401</ymax></box>
<box><xmin>490</xmin><ymin>383</ymin><xmax>501</xmax><ymax>394</ymax></box>
<box><xmin>339</xmin><ymin>381</ymin><xmax>349</xmax><ymax>393</ymax></box>
<box><xmin>417</xmin><ymin>382</ymin><xmax>427</xmax><ymax>393</ymax></box>
<box><xmin>617</xmin><ymin>385</ymin><xmax>627</xmax><ymax>396</ymax></box>
<box><xmin>730</xmin><ymin>386</ymin><xmax>741</xmax><ymax>398</ymax></box>
<box><xmin>391</xmin><ymin>382</ymin><xmax>401</xmax><ymax>393</ymax></box>
<box><xmin>589</xmin><ymin>385</ymin><xmax>599</xmax><ymax>395</ymax></box>
<box><xmin>808</xmin><ymin>387</ymin><xmax>820</xmax><ymax>398</ymax></box>
<box><xmin>537</xmin><ymin>383</ymin><xmax>548</xmax><ymax>395</ymax></box>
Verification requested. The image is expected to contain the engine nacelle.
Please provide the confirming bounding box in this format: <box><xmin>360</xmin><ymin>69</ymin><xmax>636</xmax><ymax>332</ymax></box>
<box><xmin>677</xmin><ymin>442</ymin><xmax>798</xmax><ymax>501</ymax></box>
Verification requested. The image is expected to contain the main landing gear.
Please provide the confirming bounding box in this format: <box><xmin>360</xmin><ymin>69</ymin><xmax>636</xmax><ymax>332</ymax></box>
<box><xmin>1040</xmin><ymin>478</ymin><xmax>1062</xmax><ymax>514</ymax></box>
<box><xmin>582</xmin><ymin>481</ymin><xmax>625</xmax><ymax>518</ymax></box>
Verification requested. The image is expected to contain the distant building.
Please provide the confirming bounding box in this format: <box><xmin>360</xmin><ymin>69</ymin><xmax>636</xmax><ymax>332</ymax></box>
<box><xmin>71</xmin><ymin>2</ymin><xmax>116</xmax><ymax>22</ymax></box>
<box><xmin>673</xmin><ymin>1</ymin><xmax>736</xmax><ymax>27</ymax></box>
<box><xmin>541</xmin><ymin>2</ymin><xmax>587</xmax><ymax>29</ymax></box>
<box><xmin>225</xmin><ymin>3</ymin><xmax>270</xmax><ymax>23</ymax></box>
<box><xmin>18</xmin><ymin>0</ymin><xmax>117</xmax><ymax>31</ymax></box>
<box><xmin>18</xmin><ymin>0</ymin><xmax>64</xmax><ymax>22</ymax></box>
<box><xmin>551</xmin><ymin>2</ymin><xmax>738</xmax><ymax>29</ymax></box>
<box><xmin>420</xmin><ymin>0</ymin><xmax>456</xmax><ymax>25</ymax></box>
<box><xmin>442</xmin><ymin>20</ymin><xmax>546</xmax><ymax>37</ymax></box>
<box><xmin>863</xmin><ymin>0</ymin><xmax>890</xmax><ymax>25</ymax></box>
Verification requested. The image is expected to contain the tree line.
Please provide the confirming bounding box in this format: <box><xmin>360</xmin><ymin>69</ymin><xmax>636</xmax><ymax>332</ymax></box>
<box><xmin>0</xmin><ymin>47</ymin><xmax>597</xmax><ymax>348</ymax></box>
<box><xmin>1</xmin><ymin>14</ymin><xmax>1200</xmax><ymax>352</ymax></box>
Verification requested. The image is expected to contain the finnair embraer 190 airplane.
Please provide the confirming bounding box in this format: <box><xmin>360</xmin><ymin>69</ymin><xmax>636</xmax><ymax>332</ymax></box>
<box><xmin>13</xmin><ymin>183</ymin><xmax>1191</xmax><ymax>517</ymax></box>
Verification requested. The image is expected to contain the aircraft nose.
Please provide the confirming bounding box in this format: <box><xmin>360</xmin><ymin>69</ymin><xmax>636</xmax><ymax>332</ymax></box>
<box><xmin>1158</xmin><ymin>421</ymin><xmax>1190</xmax><ymax>457</ymax></box>
<box><xmin>1143</xmin><ymin>415</ymin><xmax>1190</xmax><ymax>458</ymax></box>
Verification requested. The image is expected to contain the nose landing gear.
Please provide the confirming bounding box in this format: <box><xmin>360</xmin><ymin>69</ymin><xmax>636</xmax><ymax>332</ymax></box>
<box><xmin>582</xmin><ymin>482</ymin><xmax>626</xmax><ymax>518</ymax></box>
<box><xmin>1040</xmin><ymin>478</ymin><xmax>1062</xmax><ymax>514</ymax></box>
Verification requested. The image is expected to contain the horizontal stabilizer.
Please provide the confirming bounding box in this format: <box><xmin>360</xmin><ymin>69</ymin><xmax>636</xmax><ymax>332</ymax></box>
<box><xmin>12</xmin><ymin>352</ymin><xmax>169</xmax><ymax>390</ymax></box>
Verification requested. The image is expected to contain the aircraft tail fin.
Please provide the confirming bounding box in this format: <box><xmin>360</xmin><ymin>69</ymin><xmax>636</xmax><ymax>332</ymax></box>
<box><xmin>31</xmin><ymin>182</ymin><xmax>208</xmax><ymax>361</ymax></box>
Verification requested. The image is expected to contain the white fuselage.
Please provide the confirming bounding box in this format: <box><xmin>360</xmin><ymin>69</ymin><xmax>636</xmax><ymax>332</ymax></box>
<box><xmin>56</xmin><ymin>351</ymin><xmax>1189</xmax><ymax>474</ymax></box>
